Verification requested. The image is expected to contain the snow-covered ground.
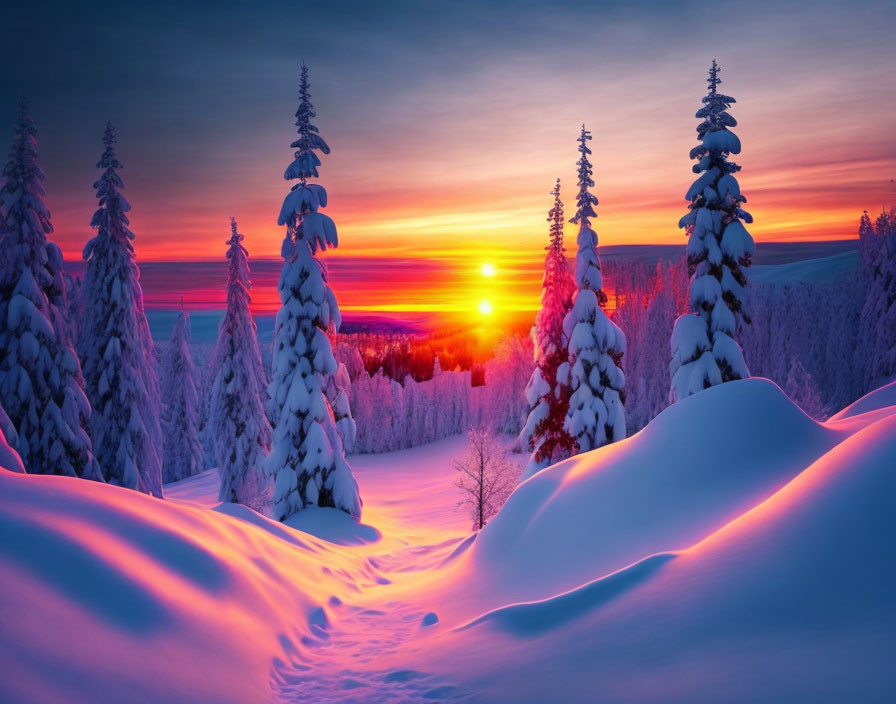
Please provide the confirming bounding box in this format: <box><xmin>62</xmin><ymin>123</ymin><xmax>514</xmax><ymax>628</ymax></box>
<box><xmin>749</xmin><ymin>249</ymin><xmax>858</xmax><ymax>284</ymax></box>
<box><xmin>2</xmin><ymin>380</ymin><xmax>895</xmax><ymax>703</ymax></box>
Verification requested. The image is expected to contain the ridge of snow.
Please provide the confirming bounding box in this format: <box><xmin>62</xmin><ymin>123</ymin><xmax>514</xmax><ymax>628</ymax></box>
<box><xmin>2</xmin><ymin>380</ymin><xmax>896</xmax><ymax>702</ymax></box>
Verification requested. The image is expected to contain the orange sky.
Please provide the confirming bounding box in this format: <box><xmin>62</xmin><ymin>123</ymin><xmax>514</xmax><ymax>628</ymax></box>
<box><xmin>46</xmin><ymin>60</ymin><xmax>894</xmax><ymax>291</ymax></box>
<box><xmin>8</xmin><ymin>3</ymin><xmax>895</xmax><ymax>317</ymax></box>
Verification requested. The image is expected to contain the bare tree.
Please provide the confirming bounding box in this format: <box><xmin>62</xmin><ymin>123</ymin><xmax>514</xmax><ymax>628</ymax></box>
<box><xmin>454</xmin><ymin>427</ymin><xmax>520</xmax><ymax>530</ymax></box>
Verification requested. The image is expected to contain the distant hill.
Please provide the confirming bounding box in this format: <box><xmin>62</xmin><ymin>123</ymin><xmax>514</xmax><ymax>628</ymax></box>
<box><xmin>599</xmin><ymin>239</ymin><xmax>858</xmax><ymax>266</ymax></box>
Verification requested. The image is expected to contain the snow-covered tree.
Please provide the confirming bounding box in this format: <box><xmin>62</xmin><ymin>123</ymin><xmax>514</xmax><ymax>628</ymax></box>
<box><xmin>211</xmin><ymin>217</ymin><xmax>272</xmax><ymax>510</ymax></box>
<box><xmin>0</xmin><ymin>400</ymin><xmax>26</xmax><ymax>473</ymax></box>
<box><xmin>0</xmin><ymin>97</ymin><xmax>102</xmax><ymax>480</ymax></box>
<box><xmin>62</xmin><ymin>273</ymin><xmax>83</xmax><ymax>347</ymax></box>
<box><xmin>783</xmin><ymin>357</ymin><xmax>826</xmax><ymax>420</ymax></box>
<box><xmin>560</xmin><ymin>126</ymin><xmax>626</xmax><ymax>452</ymax></box>
<box><xmin>483</xmin><ymin>334</ymin><xmax>534</xmax><ymax>435</ymax></box>
<box><xmin>859</xmin><ymin>208</ymin><xmax>896</xmax><ymax>388</ymax></box>
<box><xmin>265</xmin><ymin>64</ymin><xmax>362</xmax><ymax>521</ymax></box>
<box><xmin>670</xmin><ymin>60</ymin><xmax>755</xmax><ymax>402</ymax></box>
<box><xmin>616</xmin><ymin>258</ymin><xmax>688</xmax><ymax>432</ymax></box>
<box><xmin>161</xmin><ymin>306</ymin><xmax>203</xmax><ymax>483</ymax></box>
<box><xmin>740</xmin><ymin>274</ymin><xmax>861</xmax><ymax>417</ymax></box>
<box><xmin>325</xmin><ymin>361</ymin><xmax>356</xmax><ymax>455</ymax></box>
<box><xmin>858</xmin><ymin>210</ymin><xmax>877</xmax><ymax>269</ymax></box>
<box><xmin>196</xmin><ymin>345</ymin><xmax>218</xmax><ymax>470</ymax></box>
<box><xmin>80</xmin><ymin>123</ymin><xmax>162</xmax><ymax>496</ymax></box>
<box><xmin>520</xmin><ymin>179</ymin><xmax>576</xmax><ymax>475</ymax></box>
<box><xmin>454</xmin><ymin>426</ymin><xmax>520</xmax><ymax>530</ymax></box>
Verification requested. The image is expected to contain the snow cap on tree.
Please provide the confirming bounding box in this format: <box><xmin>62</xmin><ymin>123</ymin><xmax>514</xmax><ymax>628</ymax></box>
<box><xmin>266</xmin><ymin>65</ymin><xmax>362</xmax><ymax>521</ymax></box>
<box><xmin>0</xmin><ymin>97</ymin><xmax>103</xmax><ymax>480</ymax></box>
<box><xmin>670</xmin><ymin>60</ymin><xmax>755</xmax><ymax>402</ymax></box>
<box><xmin>561</xmin><ymin>127</ymin><xmax>626</xmax><ymax>452</ymax></box>
<box><xmin>569</xmin><ymin>126</ymin><xmax>605</xmax><ymax>302</ymax></box>
<box><xmin>80</xmin><ymin>122</ymin><xmax>163</xmax><ymax>496</ymax></box>
<box><xmin>161</xmin><ymin>303</ymin><xmax>204</xmax><ymax>483</ymax></box>
<box><xmin>278</xmin><ymin>63</ymin><xmax>337</xmax><ymax>255</ymax></box>
<box><xmin>211</xmin><ymin>218</ymin><xmax>272</xmax><ymax>511</ymax></box>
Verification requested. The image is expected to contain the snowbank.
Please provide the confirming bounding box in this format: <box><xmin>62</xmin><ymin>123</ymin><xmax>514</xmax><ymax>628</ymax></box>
<box><xmin>432</xmin><ymin>401</ymin><xmax>896</xmax><ymax>703</ymax></box>
<box><xmin>460</xmin><ymin>379</ymin><xmax>848</xmax><ymax>605</ymax></box>
<box><xmin>829</xmin><ymin>378</ymin><xmax>896</xmax><ymax>421</ymax></box>
<box><xmin>2</xmin><ymin>380</ymin><xmax>895</xmax><ymax>703</ymax></box>
<box><xmin>0</xmin><ymin>468</ymin><xmax>383</xmax><ymax>704</ymax></box>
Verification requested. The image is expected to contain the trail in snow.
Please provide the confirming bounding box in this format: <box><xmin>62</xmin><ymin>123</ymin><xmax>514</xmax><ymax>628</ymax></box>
<box><xmin>169</xmin><ymin>436</ymin><xmax>487</xmax><ymax>703</ymax></box>
<box><xmin>270</xmin><ymin>437</ymin><xmax>494</xmax><ymax>702</ymax></box>
<box><xmin>271</xmin><ymin>599</ymin><xmax>466</xmax><ymax>703</ymax></box>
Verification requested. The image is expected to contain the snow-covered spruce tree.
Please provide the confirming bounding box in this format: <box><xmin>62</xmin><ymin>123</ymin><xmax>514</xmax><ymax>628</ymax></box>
<box><xmin>325</xmin><ymin>361</ymin><xmax>356</xmax><ymax>455</ymax></box>
<box><xmin>670</xmin><ymin>61</ymin><xmax>755</xmax><ymax>402</ymax></box>
<box><xmin>80</xmin><ymin>123</ymin><xmax>163</xmax><ymax>496</ymax></box>
<box><xmin>858</xmin><ymin>210</ymin><xmax>876</xmax><ymax>270</ymax></box>
<box><xmin>519</xmin><ymin>179</ymin><xmax>576</xmax><ymax>474</ymax></box>
<box><xmin>0</xmin><ymin>97</ymin><xmax>102</xmax><ymax>480</ymax></box>
<box><xmin>266</xmin><ymin>64</ymin><xmax>362</xmax><ymax>521</ymax></box>
<box><xmin>63</xmin><ymin>273</ymin><xmax>83</xmax><ymax>348</ymax></box>
<box><xmin>0</xmin><ymin>399</ymin><xmax>26</xmax><ymax>473</ymax></box>
<box><xmin>161</xmin><ymin>306</ymin><xmax>203</xmax><ymax>483</ymax></box>
<box><xmin>560</xmin><ymin>126</ymin><xmax>626</xmax><ymax>452</ymax></box>
<box><xmin>211</xmin><ymin>217</ymin><xmax>272</xmax><ymax>510</ymax></box>
<box><xmin>859</xmin><ymin>209</ymin><xmax>896</xmax><ymax>389</ymax></box>
<box><xmin>783</xmin><ymin>357</ymin><xmax>826</xmax><ymax>420</ymax></box>
<box><xmin>0</xmin><ymin>400</ymin><xmax>26</xmax><ymax>473</ymax></box>
<box><xmin>483</xmin><ymin>334</ymin><xmax>534</xmax><ymax>435</ymax></box>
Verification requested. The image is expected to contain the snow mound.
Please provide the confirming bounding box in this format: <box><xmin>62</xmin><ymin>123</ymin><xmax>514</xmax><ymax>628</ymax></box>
<box><xmin>829</xmin><ymin>378</ymin><xmax>896</xmax><ymax>421</ymax></box>
<box><xmin>284</xmin><ymin>506</ymin><xmax>382</xmax><ymax>546</ymax></box>
<box><xmin>466</xmin><ymin>379</ymin><xmax>845</xmax><ymax>603</ymax></box>
<box><xmin>459</xmin><ymin>552</ymin><xmax>677</xmax><ymax>637</ymax></box>
<box><xmin>0</xmin><ymin>469</ymin><xmax>380</xmax><ymax>704</ymax></box>
<box><xmin>441</xmin><ymin>404</ymin><xmax>896</xmax><ymax>703</ymax></box>
<box><xmin>3</xmin><ymin>379</ymin><xmax>895</xmax><ymax>703</ymax></box>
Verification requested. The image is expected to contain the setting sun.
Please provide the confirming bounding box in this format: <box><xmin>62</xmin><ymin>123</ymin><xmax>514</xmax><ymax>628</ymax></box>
<box><xmin>481</xmin><ymin>263</ymin><xmax>496</xmax><ymax>277</ymax></box>
<box><xmin>479</xmin><ymin>300</ymin><xmax>493</xmax><ymax>315</ymax></box>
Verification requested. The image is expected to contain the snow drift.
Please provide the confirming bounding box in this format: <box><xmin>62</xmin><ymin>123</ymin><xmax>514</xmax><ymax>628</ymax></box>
<box><xmin>460</xmin><ymin>379</ymin><xmax>849</xmax><ymax>605</ymax></box>
<box><xmin>829</xmin><ymin>378</ymin><xmax>896</xmax><ymax>421</ymax></box>
<box><xmin>1</xmin><ymin>378</ymin><xmax>895</xmax><ymax>703</ymax></box>
<box><xmin>0</xmin><ymin>468</ymin><xmax>383</xmax><ymax>704</ymax></box>
<box><xmin>430</xmin><ymin>386</ymin><xmax>896</xmax><ymax>703</ymax></box>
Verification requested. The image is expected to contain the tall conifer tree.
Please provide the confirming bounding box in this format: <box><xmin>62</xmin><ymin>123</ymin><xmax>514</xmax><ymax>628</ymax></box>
<box><xmin>520</xmin><ymin>179</ymin><xmax>576</xmax><ymax>476</ymax></box>
<box><xmin>161</xmin><ymin>306</ymin><xmax>203</xmax><ymax>483</ymax></box>
<box><xmin>81</xmin><ymin>123</ymin><xmax>162</xmax><ymax>495</ymax></box>
<box><xmin>0</xmin><ymin>98</ymin><xmax>102</xmax><ymax>480</ymax></box>
<box><xmin>266</xmin><ymin>65</ymin><xmax>362</xmax><ymax>521</ymax></box>
<box><xmin>561</xmin><ymin>126</ymin><xmax>626</xmax><ymax>452</ymax></box>
<box><xmin>211</xmin><ymin>217</ymin><xmax>272</xmax><ymax>510</ymax></box>
<box><xmin>670</xmin><ymin>61</ymin><xmax>754</xmax><ymax>401</ymax></box>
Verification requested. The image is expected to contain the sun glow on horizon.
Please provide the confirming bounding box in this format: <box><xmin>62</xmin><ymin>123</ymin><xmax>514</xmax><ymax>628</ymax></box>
<box><xmin>481</xmin><ymin>262</ymin><xmax>496</xmax><ymax>277</ymax></box>
<box><xmin>479</xmin><ymin>300</ymin><xmax>493</xmax><ymax>315</ymax></box>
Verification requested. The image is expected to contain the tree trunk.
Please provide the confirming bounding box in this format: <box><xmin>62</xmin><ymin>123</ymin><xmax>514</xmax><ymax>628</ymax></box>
<box><xmin>478</xmin><ymin>451</ymin><xmax>485</xmax><ymax>530</ymax></box>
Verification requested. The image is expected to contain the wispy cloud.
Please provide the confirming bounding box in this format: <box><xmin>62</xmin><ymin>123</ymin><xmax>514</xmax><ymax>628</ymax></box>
<box><xmin>2</xmin><ymin>0</ymin><xmax>893</xmax><ymax>292</ymax></box>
